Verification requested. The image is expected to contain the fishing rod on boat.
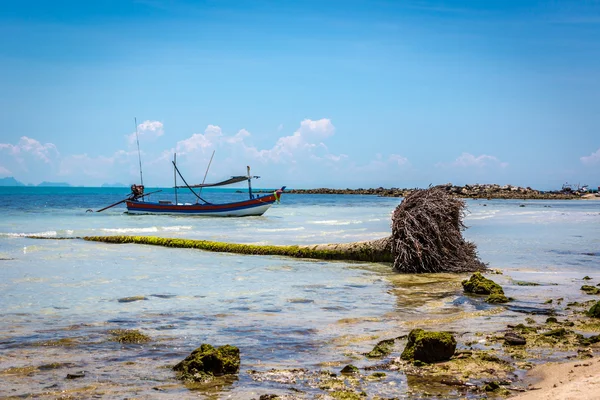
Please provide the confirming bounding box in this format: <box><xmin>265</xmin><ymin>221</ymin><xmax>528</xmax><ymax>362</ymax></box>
<box><xmin>91</xmin><ymin>189</ymin><xmax>162</xmax><ymax>213</ymax></box>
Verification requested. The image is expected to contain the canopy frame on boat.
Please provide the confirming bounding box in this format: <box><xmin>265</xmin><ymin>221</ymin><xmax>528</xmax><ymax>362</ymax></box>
<box><xmin>175</xmin><ymin>175</ymin><xmax>258</xmax><ymax>189</ymax></box>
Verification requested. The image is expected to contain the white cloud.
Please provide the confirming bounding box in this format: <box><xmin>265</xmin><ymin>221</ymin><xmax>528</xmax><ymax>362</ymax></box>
<box><xmin>126</xmin><ymin>120</ymin><xmax>164</xmax><ymax>144</ymax></box>
<box><xmin>580</xmin><ymin>148</ymin><xmax>600</xmax><ymax>165</ymax></box>
<box><xmin>438</xmin><ymin>152</ymin><xmax>508</xmax><ymax>168</ymax></box>
<box><xmin>0</xmin><ymin>136</ymin><xmax>59</xmax><ymax>164</ymax></box>
<box><xmin>389</xmin><ymin>154</ymin><xmax>409</xmax><ymax>166</ymax></box>
<box><xmin>225</xmin><ymin>129</ymin><xmax>251</xmax><ymax>144</ymax></box>
<box><xmin>245</xmin><ymin>118</ymin><xmax>336</xmax><ymax>163</ymax></box>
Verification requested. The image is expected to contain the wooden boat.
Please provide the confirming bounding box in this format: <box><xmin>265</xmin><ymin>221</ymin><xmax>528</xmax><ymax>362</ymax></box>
<box><xmin>94</xmin><ymin>124</ymin><xmax>283</xmax><ymax>216</ymax></box>
<box><xmin>125</xmin><ymin>158</ymin><xmax>284</xmax><ymax>217</ymax></box>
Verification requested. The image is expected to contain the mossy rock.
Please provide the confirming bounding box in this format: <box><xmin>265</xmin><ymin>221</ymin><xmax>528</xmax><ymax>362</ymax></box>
<box><xmin>108</xmin><ymin>329</ymin><xmax>151</xmax><ymax>344</ymax></box>
<box><xmin>330</xmin><ymin>390</ymin><xmax>365</xmax><ymax>400</ymax></box>
<box><xmin>579</xmin><ymin>334</ymin><xmax>600</xmax><ymax>346</ymax></box>
<box><xmin>340</xmin><ymin>364</ymin><xmax>359</xmax><ymax>374</ymax></box>
<box><xmin>581</xmin><ymin>285</ymin><xmax>600</xmax><ymax>295</ymax></box>
<box><xmin>587</xmin><ymin>301</ymin><xmax>600</xmax><ymax>318</ymax></box>
<box><xmin>462</xmin><ymin>272</ymin><xmax>505</xmax><ymax>295</ymax></box>
<box><xmin>542</xmin><ymin>328</ymin><xmax>567</xmax><ymax>337</ymax></box>
<box><xmin>173</xmin><ymin>343</ymin><xmax>240</xmax><ymax>382</ymax></box>
<box><xmin>486</xmin><ymin>293</ymin><xmax>510</xmax><ymax>304</ymax></box>
<box><xmin>400</xmin><ymin>329</ymin><xmax>456</xmax><ymax>363</ymax></box>
<box><xmin>512</xmin><ymin>324</ymin><xmax>537</xmax><ymax>334</ymax></box>
<box><xmin>365</xmin><ymin>339</ymin><xmax>395</xmax><ymax>358</ymax></box>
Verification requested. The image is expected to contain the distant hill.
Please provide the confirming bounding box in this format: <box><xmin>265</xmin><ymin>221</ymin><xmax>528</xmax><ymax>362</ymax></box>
<box><xmin>37</xmin><ymin>181</ymin><xmax>71</xmax><ymax>187</ymax></box>
<box><xmin>0</xmin><ymin>177</ymin><xmax>25</xmax><ymax>186</ymax></box>
<box><xmin>101</xmin><ymin>182</ymin><xmax>128</xmax><ymax>187</ymax></box>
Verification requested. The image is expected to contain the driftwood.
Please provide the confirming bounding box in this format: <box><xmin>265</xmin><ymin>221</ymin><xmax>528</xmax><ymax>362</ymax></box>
<box><xmin>44</xmin><ymin>187</ymin><xmax>486</xmax><ymax>273</ymax></box>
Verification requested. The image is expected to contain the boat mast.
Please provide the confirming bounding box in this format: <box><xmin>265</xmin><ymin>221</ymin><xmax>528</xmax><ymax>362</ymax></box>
<box><xmin>134</xmin><ymin>117</ymin><xmax>144</xmax><ymax>186</ymax></box>
<box><xmin>247</xmin><ymin>165</ymin><xmax>253</xmax><ymax>199</ymax></box>
<box><xmin>174</xmin><ymin>153</ymin><xmax>178</xmax><ymax>205</ymax></box>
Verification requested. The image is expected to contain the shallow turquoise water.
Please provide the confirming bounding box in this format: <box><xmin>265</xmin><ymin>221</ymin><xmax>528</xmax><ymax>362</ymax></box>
<box><xmin>0</xmin><ymin>188</ymin><xmax>599</xmax><ymax>398</ymax></box>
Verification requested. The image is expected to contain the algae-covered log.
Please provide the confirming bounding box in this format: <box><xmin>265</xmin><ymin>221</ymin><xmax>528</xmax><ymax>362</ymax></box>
<box><xmin>83</xmin><ymin>235</ymin><xmax>393</xmax><ymax>263</ymax></box>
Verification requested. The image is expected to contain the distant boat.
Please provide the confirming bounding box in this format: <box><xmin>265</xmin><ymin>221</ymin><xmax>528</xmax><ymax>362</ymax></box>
<box><xmin>125</xmin><ymin>157</ymin><xmax>284</xmax><ymax>217</ymax></box>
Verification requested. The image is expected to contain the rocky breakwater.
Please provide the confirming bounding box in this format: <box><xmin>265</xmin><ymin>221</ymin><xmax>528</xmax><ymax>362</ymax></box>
<box><xmin>286</xmin><ymin>183</ymin><xmax>582</xmax><ymax>200</ymax></box>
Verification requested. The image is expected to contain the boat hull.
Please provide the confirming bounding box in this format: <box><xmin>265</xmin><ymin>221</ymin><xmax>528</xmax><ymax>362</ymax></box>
<box><xmin>125</xmin><ymin>194</ymin><xmax>278</xmax><ymax>217</ymax></box>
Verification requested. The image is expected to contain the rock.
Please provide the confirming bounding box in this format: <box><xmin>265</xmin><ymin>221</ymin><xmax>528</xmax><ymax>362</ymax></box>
<box><xmin>462</xmin><ymin>272</ymin><xmax>504</xmax><ymax>295</ymax></box>
<box><xmin>400</xmin><ymin>329</ymin><xmax>456</xmax><ymax>363</ymax></box>
<box><xmin>579</xmin><ymin>334</ymin><xmax>600</xmax><ymax>346</ymax></box>
<box><xmin>366</xmin><ymin>338</ymin><xmax>395</xmax><ymax>358</ymax></box>
<box><xmin>65</xmin><ymin>372</ymin><xmax>85</xmax><ymax>379</ymax></box>
<box><xmin>581</xmin><ymin>285</ymin><xmax>600</xmax><ymax>295</ymax></box>
<box><xmin>587</xmin><ymin>301</ymin><xmax>600</xmax><ymax>318</ymax></box>
<box><xmin>486</xmin><ymin>293</ymin><xmax>510</xmax><ymax>303</ymax></box>
<box><xmin>173</xmin><ymin>343</ymin><xmax>240</xmax><ymax>382</ymax></box>
<box><xmin>340</xmin><ymin>364</ymin><xmax>359</xmax><ymax>374</ymax></box>
<box><xmin>118</xmin><ymin>296</ymin><xmax>148</xmax><ymax>303</ymax></box>
<box><xmin>546</xmin><ymin>317</ymin><xmax>558</xmax><ymax>324</ymax></box>
<box><xmin>504</xmin><ymin>332</ymin><xmax>526</xmax><ymax>346</ymax></box>
<box><xmin>542</xmin><ymin>328</ymin><xmax>567</xmax><ymax>337</ymax></box>
<box><xmin>108</xmin><ymin>329</ymin><xmax>151</xmax><ymax>344</ymax></box>
<box><xmin>463</xmin><ymin>272</ymin><xmax>509</xmax><ymax>303</ymax></box>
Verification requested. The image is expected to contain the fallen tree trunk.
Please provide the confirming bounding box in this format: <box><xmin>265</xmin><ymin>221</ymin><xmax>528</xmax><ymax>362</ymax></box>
<box><xmin>83</xmin><ymin>235</ymin><xmax>393</xmax><ymax>263</ymax></box>
<box><xmin>82</xmin><ymin>187</ymin><xmax>485</xmax><ymax>273</ymax></box>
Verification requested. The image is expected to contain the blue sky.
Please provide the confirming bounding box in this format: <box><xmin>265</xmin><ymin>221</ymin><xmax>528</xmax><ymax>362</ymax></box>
<box><xmin>0</xmin><ymin>0</ymin><xmax>598</xmax><ymax>189</ymax></box>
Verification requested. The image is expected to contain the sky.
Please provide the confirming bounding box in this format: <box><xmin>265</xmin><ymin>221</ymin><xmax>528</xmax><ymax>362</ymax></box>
<box><xmin>0</xmin><ymin>0</ymin><xmax>598</xmax><ymax>189</ymax></box>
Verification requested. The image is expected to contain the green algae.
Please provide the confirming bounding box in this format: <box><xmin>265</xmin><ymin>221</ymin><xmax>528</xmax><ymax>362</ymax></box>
<box><xmin>0</xmin><ymin>366</ymin><xmax>37</xmax><ymax>376</ymax></box>
<box><xmin>365</xmin><ymin>339</ymin><xmax>395</xmax><ymax>358</ymax></box>
<box><xmin>83</xmin><ymin>235</ymin><xmax>393</xmax><ymax>263</ymax></box>
<box><xmin>514</xmin><ymin>281</ymin><xmax>541</xmax><ymax>286</ymax></box>
<box><xmin>173</xmin><ymin>343</ymin><xmax>240</xmax><ymax>383</ymax></box>
<box><xmin>587</xmin><ymin>301</ymin><xmax>600</xmax><ymax>318</ymax></box>
<box><xmin>108</xmin><ymin>329</ymin><xmax>151</xmax><ymax>344</ymax></box>
<box><xmin>31</xmin><ymin>337</ymin><xmax>78</xmax><ymax>347</ymax></box>
<box><xmin>330</xmin><ymin>390</ymin><xmax>365</xmax><ymax>400</ymax></box>
<box><xmin>401</xmin><ymin>329</ymin><xmax>456</xmax><ymax>363</ymax></box>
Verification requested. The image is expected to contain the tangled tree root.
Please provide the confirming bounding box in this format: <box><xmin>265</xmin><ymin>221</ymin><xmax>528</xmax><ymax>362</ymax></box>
<box><xmin>390</xmin><ymin>186</ymin><xmax>486</xmax><ymax>273</ymax></box>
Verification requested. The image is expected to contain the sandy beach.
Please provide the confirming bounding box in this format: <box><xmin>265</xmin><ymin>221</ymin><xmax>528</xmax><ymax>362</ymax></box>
<box><xmin>512</xmin><ymin>357</ymin><xmax>600</xmax><ymax>400</ymax></box>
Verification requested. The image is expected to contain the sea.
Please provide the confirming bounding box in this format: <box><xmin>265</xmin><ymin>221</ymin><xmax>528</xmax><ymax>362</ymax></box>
<box><xmin>1</xmin><ymin>186</ymin><xmax>599</xmax><ymax>399</ymax></box>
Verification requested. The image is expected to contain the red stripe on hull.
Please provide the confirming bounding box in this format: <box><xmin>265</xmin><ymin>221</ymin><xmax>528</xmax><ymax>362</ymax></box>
<box><xmin>126</xmin><ymin>195</ymin><xmax>278</xmax><ymax>212</ymax></box>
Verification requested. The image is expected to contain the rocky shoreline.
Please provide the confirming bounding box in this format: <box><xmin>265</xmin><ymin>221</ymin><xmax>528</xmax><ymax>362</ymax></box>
<box><xmin>283</xmin><ymin>184</ymin><xmax>598</xmax><ymax>200</ymax></box>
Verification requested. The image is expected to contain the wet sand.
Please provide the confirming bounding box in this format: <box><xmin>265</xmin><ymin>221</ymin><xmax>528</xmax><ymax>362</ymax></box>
<box><xmin>511</xmin><ymin>357</ymin><xmax>600</xmax><ymax>400</ymax></box>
